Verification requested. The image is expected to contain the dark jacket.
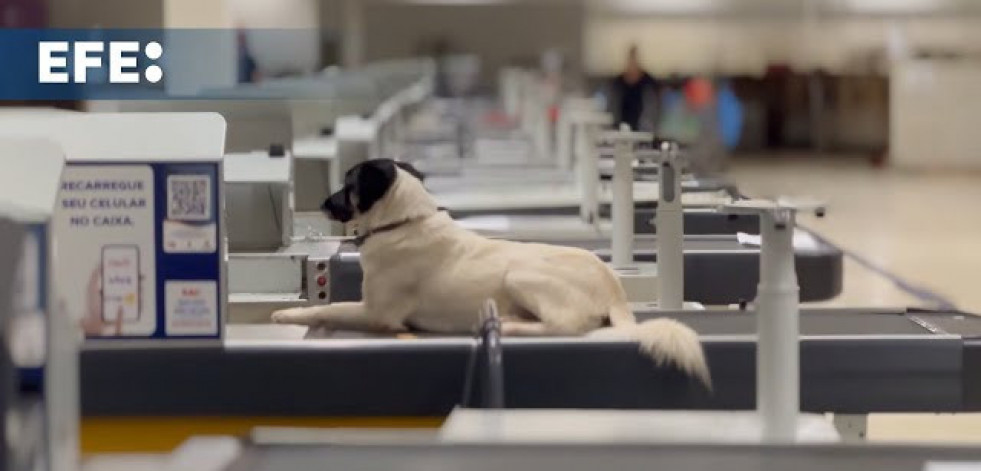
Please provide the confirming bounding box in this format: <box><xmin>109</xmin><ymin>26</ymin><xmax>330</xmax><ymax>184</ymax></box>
<box><xmin>607</xmin><ymin>72</ymin><xmax>659</xmax><ymax>132</ymax></box>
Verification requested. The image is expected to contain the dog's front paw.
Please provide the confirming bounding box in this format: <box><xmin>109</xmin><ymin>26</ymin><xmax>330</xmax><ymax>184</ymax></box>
<box><xmin>271</xmin><ymin>307</ymin><xmax>312</xmax><ymax>325</ymax></box>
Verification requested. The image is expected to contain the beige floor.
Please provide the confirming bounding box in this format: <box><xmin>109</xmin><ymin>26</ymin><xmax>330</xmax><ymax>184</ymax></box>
<box><xmin>728</xmin><ymin>154</ymin><xmax>981</xmax><ymax>443</ymax></box>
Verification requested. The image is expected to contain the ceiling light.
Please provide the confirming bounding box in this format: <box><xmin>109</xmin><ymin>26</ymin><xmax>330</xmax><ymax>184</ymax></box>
<box><xmin>594</xmin><ymin>0</ymin><xmax>720</xmax><ymax>14</ymax></box>
<box><xmin>841</xmin><ymin>0</ymin><xmax>946</xmax><ymax>14</ymax></box>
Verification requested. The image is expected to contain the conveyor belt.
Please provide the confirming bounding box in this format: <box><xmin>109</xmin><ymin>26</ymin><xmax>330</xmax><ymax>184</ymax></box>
<box><xmin>226</xmin><ymin>443</ymin><xmax>981</xmax><ymax>471</ymax></box>
<box><xmin>424</xmin><ymin>168</ymin><xmax>711</xmax><ymax>191</ymax></box>
<box><xmin>455</xmin><ymin>210</ymin><xmax>761</xmax><ymax>236</ymax></box>
<box><xmin>327</xmin><ymin>234</ymin><xmax>844</xmax><ymax>304</ymax></box>
<box><xmin>294</xmin><ymin>208</ymin><xmax>761</xmax><ymax>243</ymax></box>
<box><xmin>637</xmin><ymin>208</ymin><xmax>759</xmax><ymax>235</ymax></box>
<box><xmin>440</xmin><ymin>180</ymin><xmax>738</xmax><ymax>219</ymax></box>
<box><xmin>432</xmin><ymin>183</ymin><xmax>755</xmax><ymax>235</ymax></box>
<box><xmin>80</xmin><ymin>309</ymin><xmax>981</xmax><ymax>416</ymax></box>
<box><xmin>431</xmin><ymin>182</ymin><xmax>731</xmax><ymax>215</ymax></box>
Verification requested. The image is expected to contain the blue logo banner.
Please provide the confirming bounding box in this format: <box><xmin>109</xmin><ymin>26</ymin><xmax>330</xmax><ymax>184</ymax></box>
<box><xmin>0</xmin><ymin>29</ymin><xmax>314</xmax><ymax>100</ymax></box>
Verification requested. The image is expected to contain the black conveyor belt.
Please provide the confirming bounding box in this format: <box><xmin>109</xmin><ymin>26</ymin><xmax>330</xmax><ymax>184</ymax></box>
<box><xmin>80</xmin><ymin>309</ymin><xmax>981</xmax><ymax>417</ymax></box>
<box><xmin>443</xmin><ymin>176</ymin><xmax>739</xmax><ymax>221</ymax></box>
<box><xmin>635</xmin><ymin>209</ymin><xmax>760</xmax><ymax>235</ymax></box>
<box><xmin>328</xmin><ymin>234</ymin><xmax>844</xmax><ymax>304</ymax></box>
<box><xmin>448</xmin><ymin>208</ymin><xmax>761</xmax><ymax>235</ymax></box>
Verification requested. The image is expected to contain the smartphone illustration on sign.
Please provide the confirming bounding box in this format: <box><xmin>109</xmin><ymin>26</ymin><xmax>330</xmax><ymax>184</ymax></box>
<box><xmin>101</xmin><ymin>245</ymin><xmax>141</xmax><ymax>323</ymax></box>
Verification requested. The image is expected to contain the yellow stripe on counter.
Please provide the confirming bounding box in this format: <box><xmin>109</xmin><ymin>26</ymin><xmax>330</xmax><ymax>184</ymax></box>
<box><xmin>81</xmin><ymin>416</ymin><xmax>444</xmax><ymax>454</ymax></box>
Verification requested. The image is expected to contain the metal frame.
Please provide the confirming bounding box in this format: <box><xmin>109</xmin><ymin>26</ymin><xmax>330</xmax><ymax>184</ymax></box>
<box><xmin>225</xmin><ymin>442</ymin><xmax>981</xmax><ymax>471</ymax></box>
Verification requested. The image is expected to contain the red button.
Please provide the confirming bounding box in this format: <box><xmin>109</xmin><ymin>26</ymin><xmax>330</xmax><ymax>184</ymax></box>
<box><xmin>317</xmin><ymin>275</ymin><xmax>327</xmax><ymax>287</ymax></box>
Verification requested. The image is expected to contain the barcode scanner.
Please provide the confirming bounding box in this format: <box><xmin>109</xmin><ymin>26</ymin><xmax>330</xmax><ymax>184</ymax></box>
<box><xmin>268</xmin><ymin>143</ymin><xmax>286</xmax><ymax>157</ymax></box>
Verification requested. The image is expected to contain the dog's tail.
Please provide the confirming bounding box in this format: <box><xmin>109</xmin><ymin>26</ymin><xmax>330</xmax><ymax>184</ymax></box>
<box><xmin>588</xmin><ymin>302</ymin><xmax>712</xmax><ymax>390</ymax></box>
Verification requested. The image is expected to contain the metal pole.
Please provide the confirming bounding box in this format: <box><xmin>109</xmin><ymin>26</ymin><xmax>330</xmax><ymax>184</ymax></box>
<box><xmin>757</xmin><ymin>209</ymin><xmax>800</xmax><ymax>443</ymax></box>
<box><xmin>558</xmin><ymin>99</ymin><xmax>598</xmax><ymax>170</ymax></box>
<box><xmin>578</xmin><ymin>123</ymin><xmax>600</xmax><ymax>225</ymax></box>
<box><xmin>480</xmin><ymin>299</ymin><xmax>505</xmax><ymax>410</ymax></box>
<box><xmin>556</xmin><ymin>110</ymin><xmax>572</xmax><ymax>170</ymax></box>
<box><xmin>655</xmin><ymin>143</ymin><xmax>684</xmax><ymax>310</ymax></box>
<box><xmin>535</xmin><ymin>96</ymin><xmax>551</xmax><ymax>161</ymax></box>
<box><xmin>611</xmin><ymin>140</ymin><xmax>634</xmax><ymax>267</ymax></box>
<box><xmin>501</xmin><ymin>69</ymin><xmax>521</xmax><ymax>119</ymax></box>
<box><xmin>520</xmin><ymin>74</ymin><xmax>535</xmax><ymax>136</ymax></box>
<box><xmin>340</xmin><ymin>0</ymin><xmax>364</xmax><ymax>68</ymax></box>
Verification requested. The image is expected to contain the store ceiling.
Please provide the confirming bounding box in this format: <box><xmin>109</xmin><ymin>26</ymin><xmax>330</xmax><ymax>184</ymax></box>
<box><xmin>590</xmin><ymin>0</ymin><xmax>981</xmax><ymax>16</ymax></box>
<box><xmin>391</xmin><ymin>0</ymin><xmax>981</xmax><ymax>16</ymax></box>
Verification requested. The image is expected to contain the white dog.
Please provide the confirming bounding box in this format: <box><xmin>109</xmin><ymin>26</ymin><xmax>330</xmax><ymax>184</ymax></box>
<box><xmin>272</xmin><ymin>159</ymin><xmax>710</xmax><ymax>387</ymax></box>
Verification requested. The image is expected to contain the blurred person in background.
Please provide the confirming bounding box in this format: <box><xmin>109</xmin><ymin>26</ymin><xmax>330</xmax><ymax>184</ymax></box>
<box><xmin>715</xmin><ymin>78</ymin><xmax>744</xmax><ymax>152</ymax></box>
<box><xmin>608</xmin><ymin>44</ymin><xmax>659</xmax><ymax>132</ymax></box>
<box><xmin>659</xmin><ymin>77</ymin><xmax>742</xmax><ymax>175</ymax></box>
<box><xmin>236</xmin><ymin>28</ymin><xmax>260</xmax><ymax>83</ymax></box>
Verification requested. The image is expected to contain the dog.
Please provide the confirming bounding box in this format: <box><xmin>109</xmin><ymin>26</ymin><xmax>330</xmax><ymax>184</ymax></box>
<box><xmin>271</xmin><ymin>158</ymin><xmax>710</xmax><ymax>387</ymax></box>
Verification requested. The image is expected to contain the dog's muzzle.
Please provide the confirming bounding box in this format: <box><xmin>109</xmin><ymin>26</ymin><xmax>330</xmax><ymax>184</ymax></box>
<box><xmin>322</xmin><ymin>190</ymin><xmax>354</xmax><ymax>223</ymax></box>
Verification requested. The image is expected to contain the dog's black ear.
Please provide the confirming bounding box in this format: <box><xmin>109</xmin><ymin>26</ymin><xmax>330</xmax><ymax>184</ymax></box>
<box><xmin>395</xmin><ymin>161</ymin><xmax>425</xmax><ymax>182</ymax></box>
<box><xmin>354</xmin><ymin>159</ymin><xmax>398</xmax><ymax>213</ymax></box>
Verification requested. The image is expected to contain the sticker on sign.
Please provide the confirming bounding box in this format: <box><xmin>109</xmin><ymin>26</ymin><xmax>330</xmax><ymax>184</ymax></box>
<box><xmin>165</xmin><ymin>280</ymin><xmax>218</xmax><ymax>336</ymax></box>
<box><xmin>167</xmin><ymin>175</ymin><xmax>212</xmax><ymax>221</ymax></box>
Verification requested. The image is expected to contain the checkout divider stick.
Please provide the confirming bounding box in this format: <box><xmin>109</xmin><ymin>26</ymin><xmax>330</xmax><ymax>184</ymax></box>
<box><xmin>720</xmin><ymin>199</ymin><xmax>821</xmax><ymax>443</ymax></box>
<box><xmin>601</xmin><ymin>127</ymin><xmax>652</xmax><ymax>267</ymax></box>
<box><xmin>578</xmin><ymin>124</ymin><xmax>600</xmax><ymax>224</ymax></box>
<box><xmin>574</xmin><ymin>112</ymin><xmax>612</xmax><ymax>225</ymax></box>
<box><xmin>556</xmin><ymin>111</ymin><xmax>572</xmax><ymax>170</ymax></box>
<box><xmin>757</xmin><ymin>209</ymin><xmax>800</xmax><ymax>443</ymax></box>
<box><xmin>611</xmin><ymin>140</ymin><xmax>634</xmax><ymax>267</ymax></box>
<box><xmin>655</xmin><ymin>144</ymin><xmax>685</xmax><ymax>310</ymax></box>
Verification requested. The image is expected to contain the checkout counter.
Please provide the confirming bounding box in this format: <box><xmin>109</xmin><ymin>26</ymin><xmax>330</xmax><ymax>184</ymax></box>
<box><xmin>0</xmin><ymin>64</ymin><xmax>976</xmax><ymax>461</ymax></box>
<box><xmin>67</xmin><ymin>102</ymin><xmax>975</xmax><ymax>452</ymax></box>
<box><xmin>212</xmin><ymin>442</ymin><xmax>981</xmax><ymax>471</ymax></box>
<box><xmin>0</xmin><ymin>110</ymin><xmax>227</xmax><ymax>457</ymax></box>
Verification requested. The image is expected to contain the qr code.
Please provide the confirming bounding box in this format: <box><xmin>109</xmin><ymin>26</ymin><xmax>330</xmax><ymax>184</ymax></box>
<box><xmin>167</xmin><ymin>175</ymin><xmax>212</xmax><ymax>221</ymax></box>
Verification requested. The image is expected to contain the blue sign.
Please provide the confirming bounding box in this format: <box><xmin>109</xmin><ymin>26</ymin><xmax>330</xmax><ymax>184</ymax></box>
<box><xmin>55</xmin><ymin>162</ymin><xmax>223</xmax><ymax>340</ymax></box>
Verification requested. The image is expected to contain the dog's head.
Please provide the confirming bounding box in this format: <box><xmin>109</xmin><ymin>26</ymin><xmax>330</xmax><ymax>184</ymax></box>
<box><xmin>321</xmin><ymin>159</ymin><xmax>426</xmax><ymax>223</ymax></box>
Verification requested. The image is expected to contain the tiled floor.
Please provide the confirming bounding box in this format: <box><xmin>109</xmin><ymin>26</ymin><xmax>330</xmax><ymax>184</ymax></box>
<box><xmin>727</xmin><ymin>154</ymin><xmax>981</xmax><ymax>443</ymax></box>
